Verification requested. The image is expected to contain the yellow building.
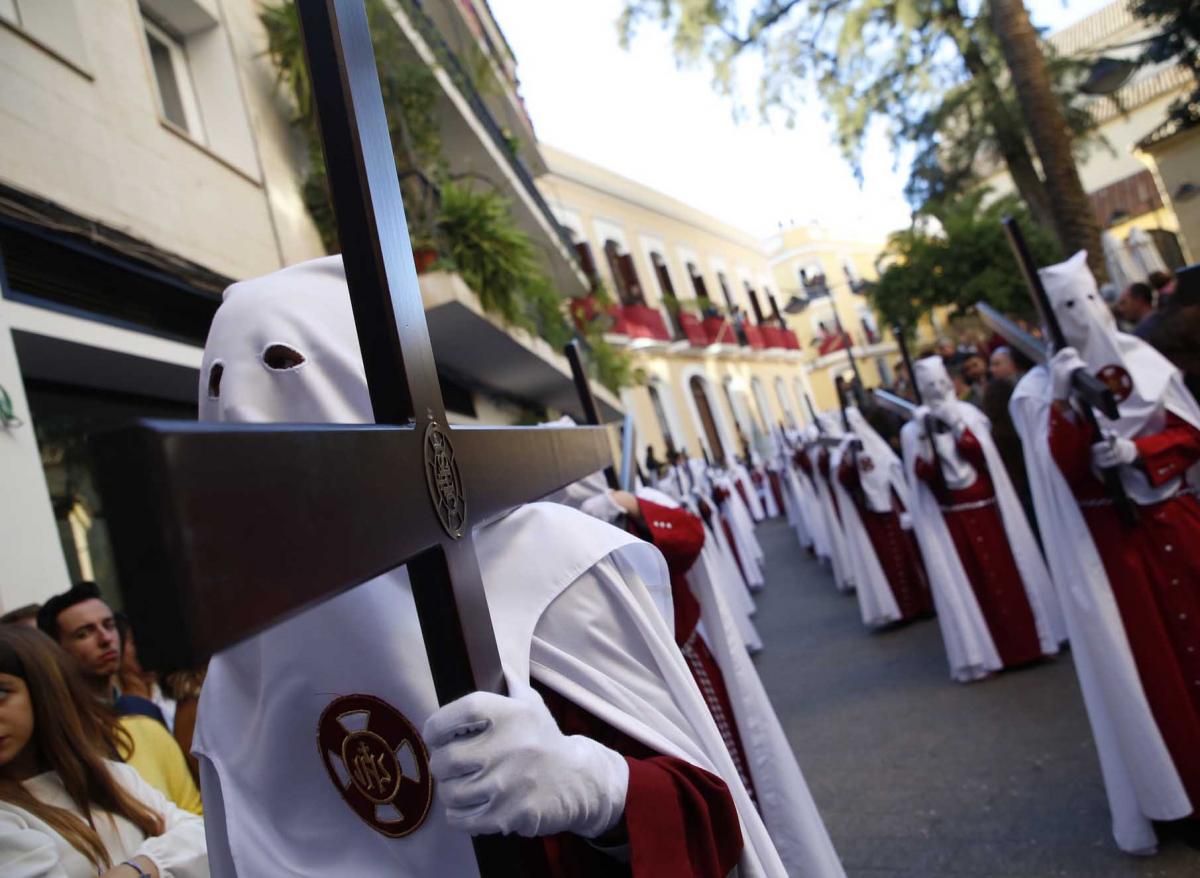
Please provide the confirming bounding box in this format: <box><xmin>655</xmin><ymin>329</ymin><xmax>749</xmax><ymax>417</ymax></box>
<box><xmin>538</xmin><ymin>147</ymin><xmax>894</xmax><ymax>466</ymax></box>
<box><xmin>982</xmin><ymin>0</ymin><xmax>1197</xmax><ymax>267</ymax></box>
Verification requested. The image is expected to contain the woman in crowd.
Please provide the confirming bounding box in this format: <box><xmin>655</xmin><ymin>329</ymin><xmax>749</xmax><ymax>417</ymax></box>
<box><xmin>0</xmin><ymin>626</ymin><xmax>207</xmax><ymax>877</ymax></box>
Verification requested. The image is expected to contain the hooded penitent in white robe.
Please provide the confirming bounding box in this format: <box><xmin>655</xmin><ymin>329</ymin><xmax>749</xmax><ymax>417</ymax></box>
<box><xmin>657</xmin><ymin>462</ymin><xmax>761</xmax><ymax>641</ymax></box>
<box><xmin>900</xmin><ymin>358</ymin><xmax>1062</xmax><ymax>682</ymax></box>
<box><xmin>809</xmin><ymin>416</ymin><xmax>856</xmax><ymax>593</ymax></box>
<box><xmin>730</xmin><ymin>461</ymin><xmax>766</xmax><ymax>521</ymax></box>
<box><xmin>829</xmin><ymin>412</ymin><xmax>904</xmax><ymax>628</ymax></box>
<box><xmin>1009</xmin><ymin>250</ymin><xmax>1200</xmax><ymax>853</ymax></box>
<box><xmin>550</xmin><ymin>476</ymin><xmax>844</xmax><ymax>878</ymax></box>
<box><xmin>189</xmin><ymin>256</ymin><xmax>790</xmax><ymax>878</ymax></box>
<box><xmin>716</xmin><ymin>471</ymin><xmax>766</xmax><ymax>590</ymax></box>
<box><xmin>791</xmin><ymin>428</ymin><xmax>832</xmax><ymax>561</ymax></box>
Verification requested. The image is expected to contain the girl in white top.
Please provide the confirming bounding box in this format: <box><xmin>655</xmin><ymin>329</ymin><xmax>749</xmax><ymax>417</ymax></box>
<box><xmin>0</xmin><ymin>625</ymin><xmax>207</xmax><ymax>877</ymax></box>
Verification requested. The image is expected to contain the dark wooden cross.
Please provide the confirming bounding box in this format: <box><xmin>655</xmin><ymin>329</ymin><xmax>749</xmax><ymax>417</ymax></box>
<box><xmin>89</xmin><ymin>2</ymin><xmax>612</xmax><ymax>873</ymax></box>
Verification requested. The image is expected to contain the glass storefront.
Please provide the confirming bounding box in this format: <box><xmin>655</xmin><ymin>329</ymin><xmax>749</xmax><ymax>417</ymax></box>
<box><xmin>24</xmin><ymin>380</ymin><xmax>194</xmax><ymax>608</ymax></box>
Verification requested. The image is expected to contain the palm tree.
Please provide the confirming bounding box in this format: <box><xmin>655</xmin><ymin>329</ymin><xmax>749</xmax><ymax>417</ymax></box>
<box><xmin>989</xmin><ymin>0</ymin><xmax>1105</xmax><ymax>279</ymax></box>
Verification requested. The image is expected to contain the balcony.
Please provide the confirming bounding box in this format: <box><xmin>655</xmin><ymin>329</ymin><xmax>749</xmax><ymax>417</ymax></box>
<box><xmin>700</xmin><ymin>316</ymin><xmax>737</xmax><ymax>346</ymax></box>
<box><xmin>761</xmin><ymin>326</ymin><xmax>801</xmax><ymax>350</ymax></box>
<box><xmin>570</xmin><ymin>296</ymin><xmax>673</xmax><ymax>345</ymax></box>
<box><xmin>742</xmin><ymin>323</ymin><xmax>767</xmax><ymax>350</ymax></box>
<box><xmin>611</xmin><ymin>303</ymin><xmax>672</xmax><ymax>343</ymax></box>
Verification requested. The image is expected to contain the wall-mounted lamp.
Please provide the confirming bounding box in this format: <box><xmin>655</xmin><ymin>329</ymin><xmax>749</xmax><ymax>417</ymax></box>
<box><xmin>0</xmin><ymin>385</ymin><xmax>23</xmax><ymax>429</ymax></box>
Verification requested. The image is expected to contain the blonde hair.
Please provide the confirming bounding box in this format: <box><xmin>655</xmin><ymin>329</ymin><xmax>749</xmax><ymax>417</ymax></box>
<box><xmin>0</xmin><ymin>627</ymin><xmax>164</xmax><ymax>868</ymax></box>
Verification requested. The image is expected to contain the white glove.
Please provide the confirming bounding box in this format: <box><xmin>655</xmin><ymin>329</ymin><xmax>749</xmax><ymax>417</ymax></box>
<box><xmin>424</xmin><ymin>683</ymin><xmax>629</xmax><ymax>839</ymax></box>
<box><xmin>899</xmin><ymin>512</ymin><xmax>914</xmax><ymax>531</ymax></box>
<box><xmin>1091</xmin><ymin>435</ymin><xmax>1138</xmax><ymax>469</ymax></box>
<box><xmin>580</xmin><ymin>491</ymin><xmax>625</xmax><ymax>524</ymax></box>
<box><xmin>1050</xmin><ymin>348</ymin><xmax>1087</xmax><ymax>401</ymax></box>
<box><xmin>912</xmin><ymin>405</ymin><xmax>932</xmax><ymax>424</ymax></box>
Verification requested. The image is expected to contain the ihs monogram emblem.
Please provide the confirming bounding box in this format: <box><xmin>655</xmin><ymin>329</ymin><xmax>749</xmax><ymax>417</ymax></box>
<box><xmin>423</xmin><ymin>419</ymin><xmax>467</xmax><ymax>538</ymax></box>
<box><xmin>317</xmin><ymin>694</ymin><xmax>433</xmax><ymax>838</ymax></box>
<box><xmin>1097</xmin><ymin>364</ymin><xmax>1133</xmax><ymax>404</ymax></box>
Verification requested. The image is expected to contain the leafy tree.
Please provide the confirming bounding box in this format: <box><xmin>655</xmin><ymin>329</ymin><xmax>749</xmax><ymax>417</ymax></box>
<box><xmin>988</xmin><ymin>0</ymin><xmax>1103</xmax><ymax>278</ymax></box>
<box><xmin>619</xmin><ymin>1</ymin><xmax>1102</xmax><ymax>270</ymax></box>
<box><xmin>868</xmin><ymin>191</ymin><xmax>1061</xmax><ymax>330</ymax></box>
<box><xmin>1133</xmin><ymin>0</ymin><xmax>1200</xmax><ymax>129</ymax></box>
<box><xmin>259</xmin><ymin>1</ymin><xmax>639</xmax><ymax>389</ymax></box>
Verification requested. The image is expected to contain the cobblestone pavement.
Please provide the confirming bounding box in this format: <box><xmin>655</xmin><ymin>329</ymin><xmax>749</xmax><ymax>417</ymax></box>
<box><xmin>750</xmin><ymin>517</ymin><xmax>1200</xmax><ymax>878</ymax></box>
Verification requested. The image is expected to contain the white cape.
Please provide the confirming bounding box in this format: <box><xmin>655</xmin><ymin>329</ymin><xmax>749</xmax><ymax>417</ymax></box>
<box><xmin>1011</xmin><ymin>359</ymin><xmax>1197</xmax><ymax>852</ymax></box>
<box><xmin>633</xmin><ymin>490</ymin><xmax>844</xmax><ymax>877</ymax></box>
<box><xmin>899</xmin><ymin>404</ymin><xmax>1063</xmax><ymax>682</ymax></box>
<box><xmin>718</xmin><ymin>474</ymin><xmax>766</xmax><ymax>590</ymax></box>
<box><xmin>830</xmin><ymin>440</ymin><xmax>901</xmax><ymax>627</ymax></box>
<box><xmin>809</xmin><ymin>447</ymin><xmax>855</xmax><ymax>592</ymax></box>
<box><xmin>637</xmin><ymin>485</ymin><xmax>762</xmax><ymax>653</ymax></box>
<box><xmin>731</xmin><ymin>462</ymin><xmax>766</xmax><ymax>521</ymax></box>
<box><xmin>194</xmin><ymin>503</ymin><xmax>788</xmax><ymax>877</ymax></box>
<box><xmin>793</xmin><ymin>452</ymin><xmax>831</xmax><ymax>560</ymax></box>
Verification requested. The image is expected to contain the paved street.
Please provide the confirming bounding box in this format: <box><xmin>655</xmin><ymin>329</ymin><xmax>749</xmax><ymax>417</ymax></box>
<box><xmin>751</xmin><ymin>518</ymin><xmax>1199</xmax><ymax>877</ymax></box>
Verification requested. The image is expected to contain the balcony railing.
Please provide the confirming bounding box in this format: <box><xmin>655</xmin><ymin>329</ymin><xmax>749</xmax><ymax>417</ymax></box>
<box><xmin>612</xmin><ymin>303</ymin><xmax>671</xmax><ymax>341</ymax></box>
<box><xmin>761</xmin><ymin>326</ymin><xmax>800</xmax><ymax>350</ymax></box>
<box><xmin>742</xmin><ymin>323</ymin><xmax>766</xmax><ymax>350</ymax></box>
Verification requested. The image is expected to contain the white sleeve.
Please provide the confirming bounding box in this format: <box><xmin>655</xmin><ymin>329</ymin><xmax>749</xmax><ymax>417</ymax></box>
<box><xmin>108</xmin><ymin>762</ymin><xmax>209</xmax><ymax>878</ymax></box>
<box><xmin>0</xmin><ymin>810</ymin><xmax>69</xmax><ymax>878</ymax></box>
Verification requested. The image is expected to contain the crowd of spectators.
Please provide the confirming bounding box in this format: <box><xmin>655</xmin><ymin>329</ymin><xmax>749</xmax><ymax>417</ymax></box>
<box><xmin>1</xmin><ymin>584</ymin><xmax>209</xmax><ymax>875</ymax></box>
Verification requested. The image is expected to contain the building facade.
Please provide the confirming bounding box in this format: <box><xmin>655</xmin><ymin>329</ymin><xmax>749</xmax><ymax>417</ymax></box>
<box><xmin>0</xmin><ymin>0</ymin><xmax>891</xmax><ymax>613</ymax></box>
<box><xmin>981</xmin><ymin>0</ymin><xmax>1198</xmax><ymax>269</ymax></box>
<box><xmin>539</xmin><ymin>147</ymin><xmax>893</xmax><ymax>470</ymax></box>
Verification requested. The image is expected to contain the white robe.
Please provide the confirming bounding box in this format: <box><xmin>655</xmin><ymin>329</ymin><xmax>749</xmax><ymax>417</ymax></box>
<box><xmin>899</xmin><ymin>404</ymin><xmax>1063</xmax><ymax>682</ymax></box>
<box><xmin>195</xmin><ymin>503</ymin><xmax>790</xmax><ymax>877</ymax></box>
<box><xmin>1011</xmin><ymin>357</ymin><xmax>1198</xmax><ymax>852</ymax></box>
<box><xmin>717</xmin><ymin>474</ymin><xmax>766</xmax><ymax>590</ymax></box>
<box><xmin>631</xmin><ymin>489</ymin><xmax>844</xmax><ymax>877</ymax></box>
<box><xmin>730</xmin><ymin>462</ymin><xmax>766</xmax><ymax>521</ymax></box>
<box><xmin>808</xmin><ymin>444</ymin><xmax>855</xmax><ymax>593</ymax></box>
<box><xmin>830</xmin><ymin>440</ymin><xmax>902</xmax><ymax>627</ymax></box>
<box><xmin>791</xmin><ymin>452</ymin><xmax>831</xmax><ymax>560</ymax></box>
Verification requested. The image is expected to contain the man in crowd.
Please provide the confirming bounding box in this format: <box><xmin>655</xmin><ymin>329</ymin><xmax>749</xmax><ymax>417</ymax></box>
<box><xmin>36</xmin><ymin>581</ymin><xmax>202</xmax><ymax>814</ymax></box>
<box><xmin>1116</xmin><ymin>282</ymin><xmax>1155</xmax><ymax>334</ymax></box>
<box><xmin>983</xmin><ymin>346</ymin><xmax>1034</xmax><ymax>523</ymax></box>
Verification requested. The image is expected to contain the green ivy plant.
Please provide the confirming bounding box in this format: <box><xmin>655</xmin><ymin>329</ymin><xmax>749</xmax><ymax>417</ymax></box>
<box><xmin>259</xmin><ymin>0</ymin><xmax>639</xmax><ymax>390</ymax></box>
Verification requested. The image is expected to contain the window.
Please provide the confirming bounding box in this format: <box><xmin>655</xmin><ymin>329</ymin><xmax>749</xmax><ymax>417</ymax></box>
<box><xmin>800</xmin><ymin>263</ymin><xmax>829</xmax><ymax>298</ymax></box>
<box><xmin>143</xmin><ymin>17</ymin><xmax>205</xmax><ymax>142</ymax></box>
<box><xmin>1</xmin><ymin>0</ymin><xmax>90</xmax><ymax>73</ymax></box>
<box><xmin>686</xmin><ymin>262</ymin><xmax>708</xmax><ymax>299</ymax></box>
<box><xmin>603</xmin><ymin>239</ymin><xmax>644</xmax><ymax>306</ymax></box>
<box><xmin>716</xmin><ymin>272</ymin><xmax>734</xmax><ymax>310</ymax></box>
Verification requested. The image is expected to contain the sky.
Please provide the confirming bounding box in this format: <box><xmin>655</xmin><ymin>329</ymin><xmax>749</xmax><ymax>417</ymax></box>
<box><xmin>488</xmin><ymin>0</ymin><xmax>1115</xmax><ymax>242</ymax></box>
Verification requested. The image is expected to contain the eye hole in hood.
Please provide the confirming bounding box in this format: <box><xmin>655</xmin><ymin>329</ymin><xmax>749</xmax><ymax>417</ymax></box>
<box><xmin>263</xmin><ymin>343</ymin><xmax>307</xmax><ymax>371</ymax></box>
<box><xmin>207</xmin><ymin>362</ymin><xmax>224</xmax><ymax>399</ymax></box>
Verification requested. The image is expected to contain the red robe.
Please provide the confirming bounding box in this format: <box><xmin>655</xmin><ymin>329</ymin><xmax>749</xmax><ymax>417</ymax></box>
<box><xmin>837</xmin><ymin>458</ymin><xmax>935</xmax><ymax>620</ymax></box>
<box><xmin>914</xmin><ymin>430</ymin><xmax>1044</xmax><ymax>667</ymax></box>
<box><xmin>524</xmin><ymin>683</ymin><xmax>743</xmax><ymax>877</ymax></box>
<box><xmin>1049</xmin><ymin>407</ymin><xmax>1200</xmax><ymax>813</ymax></box>
<box><xmin>633</xmin><ymin>499</ymin><xmax>758</xmax><ymax>805</ymax></box>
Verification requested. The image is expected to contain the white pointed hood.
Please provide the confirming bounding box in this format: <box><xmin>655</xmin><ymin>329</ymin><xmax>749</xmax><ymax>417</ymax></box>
<box><xmin>1039</xmin><ymin>250</ymin><xmax>1200</xmax><ymax>502</ymax></box>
